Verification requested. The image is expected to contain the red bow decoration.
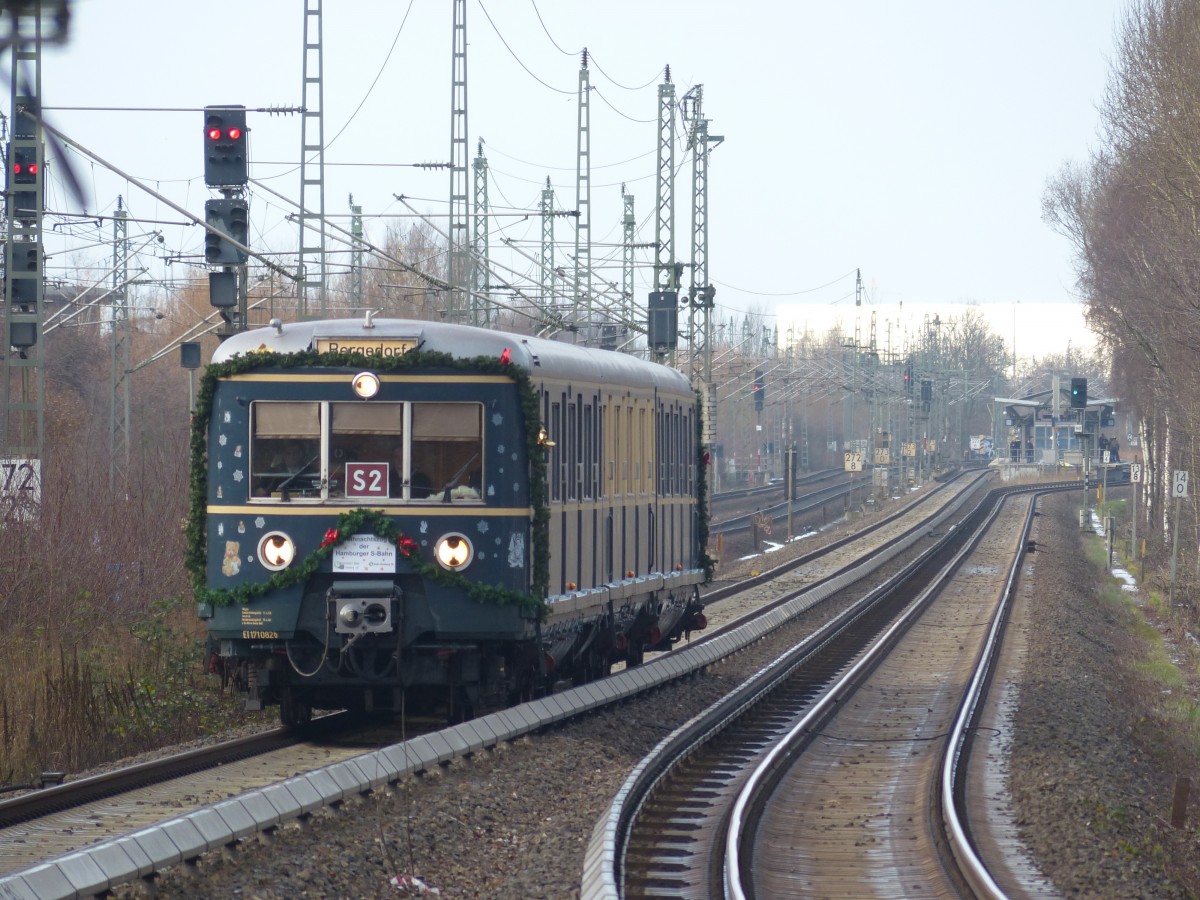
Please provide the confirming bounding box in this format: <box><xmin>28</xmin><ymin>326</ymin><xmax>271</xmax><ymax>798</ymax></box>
<box><xmin>499</xmin><ymin>347</ymin><xmax>512</xmax><ymax>365</ymax></box>
<box><xmin>397</xmin><ymin>535</ymin><xmax>418</xmax><ymax>557</ymax></box>
<box><xmin>319</xmin><ymin>528</ymin><xmax>339</xmax><ymax>549</ymax></box>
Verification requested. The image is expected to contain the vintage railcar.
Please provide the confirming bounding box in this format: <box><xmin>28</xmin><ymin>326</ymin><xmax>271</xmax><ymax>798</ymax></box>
<box><xmin>189</xmin><ymin>317</ymin><xmax>710</xmax><ymax>725</ymax></box>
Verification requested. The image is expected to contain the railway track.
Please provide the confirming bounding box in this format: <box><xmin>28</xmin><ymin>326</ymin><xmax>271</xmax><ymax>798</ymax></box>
<box><xmin>0</xmin><ymin>468</ymin><xmax>1035</xmax><ymax>898</ymax></box>
<box><xmin>589</xmin><ymin>480</ymin><xmax>1075</xmax><ymax>899</ymax></box>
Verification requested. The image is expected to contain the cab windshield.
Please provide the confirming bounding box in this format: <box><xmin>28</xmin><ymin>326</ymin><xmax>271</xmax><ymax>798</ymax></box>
<box><xmin>249</xmin><ymin>400</ymin><xmax>483</xmax><ymax>502</ymax></box>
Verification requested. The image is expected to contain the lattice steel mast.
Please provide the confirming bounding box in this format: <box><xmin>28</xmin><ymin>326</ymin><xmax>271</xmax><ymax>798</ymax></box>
<box><xmin>109</xmin><ymin>198</ymin><xmax>129</xmax><ymax>489</ymax></box>
<box><xmin>348</xmin><ymin>193</ymin><xmax>363</xmax><ymax>313</ymax></box>
<box><xmin>298</xmin><ymin>0</ymin><xmax>327</xmax><ymax>316</ymax></box>
<box><xmin>471</xmin><ymin>140</ymin><xmax>490</xmax><ymax>327</ymax></box>
<box><xmin>574</xmin><ymin>50</ymin><xmax>592</xmax><ymax>340</ymax></box>
<box><xmin>540</xmin><ymin>177</ymin><xmax>555</xmax><ymax>321</ymax></box>
<box><xmin>621</xmin><ymin>184</ymin><xmax>635</xmax><ymax>345</ymax></box>
<box><xmin>682</xmin><ymin>84</ymin><xmax>721</xmax><ymax>450</ymax></box>
<box><xmin>447</xmin><ymin>0</ymin><xmax>470</xmax><ymax>319</ymax></box>
<box><xmin>653</xmin><ymin>70</ymin><xmax>676</xmax><ymax>302</ymax></box>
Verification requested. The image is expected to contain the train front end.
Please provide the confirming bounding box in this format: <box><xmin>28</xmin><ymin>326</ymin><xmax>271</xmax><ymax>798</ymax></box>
<box><xmin>190</xmin><ymin>320</ymin><xmax>544</xmax><ymax>725</ymax></box>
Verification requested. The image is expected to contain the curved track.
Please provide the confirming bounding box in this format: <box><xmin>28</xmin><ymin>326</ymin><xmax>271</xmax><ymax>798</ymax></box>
<box><xmin>600</xmin><ymin>481</ymin><xmax>1076</xmax><ymax>899</ymax></box>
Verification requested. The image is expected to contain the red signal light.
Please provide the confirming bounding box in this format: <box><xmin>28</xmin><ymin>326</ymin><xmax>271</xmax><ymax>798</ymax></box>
<box><xmin>227</xmin><ymin>126</ymin><xmax>242</xmax><ymax>140</ymax></box>
<box><xmin>207</xmin><ymin>127</ymin><xmax>222</xmax><ymax>141</ymax></box>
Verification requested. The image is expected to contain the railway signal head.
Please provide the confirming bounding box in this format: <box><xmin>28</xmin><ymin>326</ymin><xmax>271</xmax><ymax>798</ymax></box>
<box><xmin>209</xmin><ymin>270</ymin><xmax>237</xmax><ymax>308</ymax></box>
<box><xmin>205</xmin><ymin>197</ymin><xmax>249</xmax><ymax>265</ymax></box>
<box><xmin>203</xmin><ymin>105</ymin><xmax>248</xmax><ymax>187</ymax></box>
<box><xmin>6</xmin><ymin>242</ymin><xmax>40</xmax><ymax>308</ymax></box>
<box><xmin>753</xmin><ymin>369</ymin><xmax>765</xmax><ymax>412</ymax></box>
<box><xmin>1070</xmin><ymin>376</ymin><xmax>1087</xmax><ymax>408</ymax></box>
<box><xmin>7</xmin><ymin>144</ymin><xmax>39</xmax><ymax>219</ymax></box>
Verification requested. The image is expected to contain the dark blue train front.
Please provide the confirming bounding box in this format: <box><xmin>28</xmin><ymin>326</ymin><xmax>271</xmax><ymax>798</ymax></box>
<box><xmin>189</xmin><ymin>318</ymin><xmax>708</xmax><ymax>725</ymax></box>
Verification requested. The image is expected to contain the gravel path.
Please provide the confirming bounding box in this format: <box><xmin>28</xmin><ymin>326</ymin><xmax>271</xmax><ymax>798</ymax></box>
<box><xmin>114</xmin><ymin>489</ymin><xmax>1200</xmax><ymax>899</ymax></box>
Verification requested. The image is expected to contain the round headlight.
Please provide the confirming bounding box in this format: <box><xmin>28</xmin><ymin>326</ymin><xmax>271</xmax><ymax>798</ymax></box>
<box><xmin>434</xmin><ymin>532</ymin><xmax>473</xmax><ymax>571</ymax></box>
<box><xmin>351</xmin><ymin>371</ymin><xmax>380</xmax><ymax>399</ymax></box>
<box><xmin>257</xmin><ymin>531</ymin><xmax>295</xmax><ymax>571</ymax></box>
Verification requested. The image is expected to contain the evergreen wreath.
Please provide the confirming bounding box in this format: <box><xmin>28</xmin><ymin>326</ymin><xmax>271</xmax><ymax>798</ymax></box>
<box><xmin>185</xmin><ymin>348</ymin><xmax>550</xmax><ymax>618</ymax></box>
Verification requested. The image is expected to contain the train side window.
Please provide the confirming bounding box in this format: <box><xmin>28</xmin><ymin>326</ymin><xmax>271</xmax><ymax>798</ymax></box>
<box><xmin>411</xmin><ymin>403</ymin><xmax>484</xmax><ymax>501</ymax></box>
<box><xmin>671</xmin><ymin>408</ymin><xmax>681</xmax><ymax>495</ymax></box>
<box><xmin>329</xmin><ymin>402</ymin><xmax>403</xmax><ymax>498</ymax></box>
<box><xmin>567</xmin><ymin>401</ymin><xmax>578</xmax><ymax>501</ymax></box>
<box><xmin>628</xmin><ymin>408</ymin><xmax>638</xmax><ymax>494</ymax></box>
<box><xmin>686</xmin><ymin>408</ymin><xmax>693</xmax><ymax>491</ymax></box>
<box><xmin>251</xmin><ymin>402</ymin><xmax>321</xmax><ymax>499</ymax></box>
<box><xmin>583</xmin><ymin>401</ymin><xmax>594</xmax><ymax>500</ymax></box>
<box><xmin>657</xmin><ymin>407</ymin><xmax>666</xmax><ymax>492</ymax></box>
<box><xmin>639</xmin><ymin>406</ymin><xmax>648</xmax><ymax>494</ymax></box>
<box><xmin>550</xmin><ymin>402</ymin><xmax>561</xmax><ymax>502</ymax></box>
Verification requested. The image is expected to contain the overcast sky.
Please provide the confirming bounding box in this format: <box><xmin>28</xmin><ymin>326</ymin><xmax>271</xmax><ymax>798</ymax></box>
<box><xmin>31</xmin><ymin>0</ymin><xmax>1125</xmax><ymax>358</ymax></box>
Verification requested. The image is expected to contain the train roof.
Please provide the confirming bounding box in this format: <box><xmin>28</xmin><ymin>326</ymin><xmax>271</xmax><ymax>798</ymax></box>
<box><xmin>209</xmin><ymin>317</ymin><xmax>693</xmax><ymax>393</ymax></box>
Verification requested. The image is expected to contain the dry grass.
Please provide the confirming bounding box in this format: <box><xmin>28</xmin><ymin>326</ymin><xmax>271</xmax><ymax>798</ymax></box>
<box><xmin>0</xmin><ymin>386</ymin><xmax>246</xmax><ymax>787</ymax></box>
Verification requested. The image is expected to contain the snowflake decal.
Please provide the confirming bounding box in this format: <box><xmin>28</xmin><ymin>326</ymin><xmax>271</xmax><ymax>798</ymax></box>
<box><xmin>254</xmin><ymin>517</ymin><xmax>266</xmax><ymax>529</ymax></box>
<box><xmin>496</xmin><ymin>443</ymin><xmax>505</xmax><ymax>455</ymax></box>
<box><xmin>476</xmin><ymin>520</ymin><xmax>489</xmax><ymax>534</ymax></box>
<box><xmin>233</xmin><ymin>470</ymin><xmax>244</xmax><ymax>482</ymax></box>
<box><xmin>492</xmin><ymin>412</ymin><xmax>504</xmax><ymax>426</ymax></box>
<box><xmin>218</xmin><ymin>434</ymin><xmax>228</xmax><ymax>446</ymax></box>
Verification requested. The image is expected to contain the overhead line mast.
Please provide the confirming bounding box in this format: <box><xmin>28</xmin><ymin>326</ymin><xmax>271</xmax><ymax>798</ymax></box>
<box><xmin>574</xmin><ymin>49</ymin><xmax>591</xmax><ymax>342</ymax></box>
<box><xmin>109</xmin><ymin>197</ymin><xmax>130</xmax><ymax>490</ymax></box>
<box><xmin>298</xmin><ymin>0</ymin><xmax>328</xmax><ymax>317</ymax></box>
<box><xmin>448</xmin><ymin>0</ymin><xmax>470</xmax><ymax>320</ymax></box>
<box><xmin>540</xmin><ymin>177</ymin><xmax>556</xmax><ymax>323</ymax></box>
<box><xmin>682</xmin><ymin>84</ymin><xmax>722</xmax><ymax>452</ymax></box>
<box><xmin>471</xmin><ymin>140</ymin><xmax>490</xmax><ymax>327</ymax></box>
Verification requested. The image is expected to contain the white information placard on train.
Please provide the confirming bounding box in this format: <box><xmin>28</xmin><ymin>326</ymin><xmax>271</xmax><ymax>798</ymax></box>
<box><xmin>332</xmin><ymin>534</ymin><xmax>397</xmax><ymax>573</ymax></box>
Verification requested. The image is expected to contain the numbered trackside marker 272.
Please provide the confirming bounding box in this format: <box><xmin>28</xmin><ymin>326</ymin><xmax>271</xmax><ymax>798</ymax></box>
<box><xmin>0</xmin><ymin>457</ymin><xmax>41</xmax><ymax>520</ymax></box>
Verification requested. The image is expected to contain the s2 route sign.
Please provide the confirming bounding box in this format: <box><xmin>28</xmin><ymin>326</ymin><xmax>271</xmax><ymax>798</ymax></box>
<box><xmin>345</xmin><ymin>462</ymin><xmax>389</xmax><ymax>499</ymax></box>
